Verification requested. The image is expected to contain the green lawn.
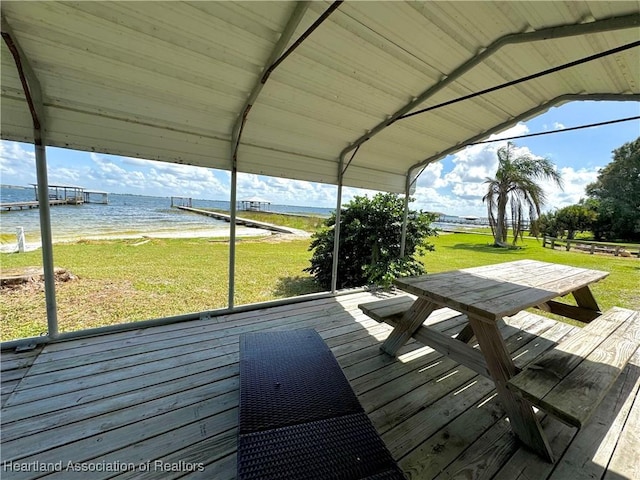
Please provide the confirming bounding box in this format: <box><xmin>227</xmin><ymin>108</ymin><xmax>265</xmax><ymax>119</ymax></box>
<box><xmin>0</xmin><ymin>237</ymin><xmax>316</xmax><ymax>340</ymax></box>
<box><xmin>1</xmin><ymin>232</ymin><xmax>638</xmax><ymax>341</ymax></box>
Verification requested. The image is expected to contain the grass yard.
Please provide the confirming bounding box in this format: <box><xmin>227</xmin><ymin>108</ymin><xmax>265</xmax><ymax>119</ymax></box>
<box><xmin>1</xmin><ymin>231</ymin><xmax>638</xmax><ymax>341</ymax></box>
<box><xmin>0</xmin><ymin>236</ymin><xmax>317</xmax><ymax>340</ymax></box>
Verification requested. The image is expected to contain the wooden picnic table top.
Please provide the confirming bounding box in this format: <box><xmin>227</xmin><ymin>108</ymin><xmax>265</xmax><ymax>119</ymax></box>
<box><xmin>393</xmin><ymin>260</ymin><xmax>609</xmax><ymax>321</ymax></box>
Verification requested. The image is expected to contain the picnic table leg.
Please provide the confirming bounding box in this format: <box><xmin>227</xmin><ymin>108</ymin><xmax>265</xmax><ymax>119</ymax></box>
<box><xmin>380</xmin><ymin>297</ymin><xmax>437</xmax><ymax>357</ymax></box>
<box><xmin>456</xmin><ymin>316</ymin><xmax>506</xmax><ymax>343</ymax></box>
<box><xmin>536</xmin><ymin>285</ymin><xmax>602</xmax><ymax>323</ymax></box>
<box><xmin>572</xmin><ymin>285</ymin><xmax>601</xmax><ymax>313</ymax></box>
<box><xmin>469</xmin><ymin>315</ymin><xmax>554</xmax><ymax>463</ymax></box>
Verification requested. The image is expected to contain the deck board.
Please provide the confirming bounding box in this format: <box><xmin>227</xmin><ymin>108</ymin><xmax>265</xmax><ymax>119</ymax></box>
<box><xmin>1</xmin><ymin>291</ymin><xmax>638</xmax><ymax>479</ymax></box>
<box><xmin>0</xmin><ymin>345</ymin><xmax>41</xmax><ymax>408</ymax></box>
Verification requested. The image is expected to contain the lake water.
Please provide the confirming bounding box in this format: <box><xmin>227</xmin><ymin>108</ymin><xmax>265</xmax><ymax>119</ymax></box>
<box><xmin>0</xmin><ymin>186</ymin><xmax>333</xmax><ymax>249</ymax></box>
<box><xmin>1</xmin><ymin>186</ymin><xmax>489</xmax><ymax>252</ymax></box>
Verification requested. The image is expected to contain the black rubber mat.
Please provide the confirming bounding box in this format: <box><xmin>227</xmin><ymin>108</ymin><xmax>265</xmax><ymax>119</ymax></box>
<box><xmin>239</xmin><ymin>329</ymin><xmax>364</xmax><ymax>433</ymax></box>
<box><xmin>237</xmin><ymin>329</ymin><xmax>406</xmax><ymax>479</ymax></box>
<box><xmin>237</xmin><ymin>412</ymin><xmax>405</xmax><ymax>480</ymax></box>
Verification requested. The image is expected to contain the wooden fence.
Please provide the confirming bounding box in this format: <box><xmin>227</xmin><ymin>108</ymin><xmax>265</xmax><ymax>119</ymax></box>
<box><xmin>543</xmin><ymin>236</ymin><xmax>640</xmax><ymax>258</ymax></box>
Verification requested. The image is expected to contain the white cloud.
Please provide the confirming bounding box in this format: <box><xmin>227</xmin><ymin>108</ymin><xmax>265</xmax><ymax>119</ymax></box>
<box><xmin>491</xmin><ymin>123</ymin><xmax>530</xmax><ymax>141</ymax></box>
<box><xmin>542</xmin><ymin>167</ymin><xmax>599</xmax><ymax>212</ymax></box>
<box><xmin>237</xmin><ymin>173</ymin><xmax>340</xmax><ymax>207</ymax></box>
<box><xmin>0</xmin><ymin>141</ymin><xmax>36</xmax><ymax>184</ymax></box>
<box><xmin>433</xmin><ymin>124</ymin><xmax>536</xmax><ymax>209</ymax></box>
<box><xmin>412</xmin><ymin>186</ymin><xmax>483</xmax><ymax>217</ymax></box>
<box><xmin>121</xmin><ymin>156</ymin><xmax>153</xmax><ymax>167</ymax></box>
<box><xmin>85</xmin><ymin>153</ymin><xmax>229</xmax><ymax>197</ymax></box>
<box><xmin>415</xmin><ymin>162</ymin><xmax>447</xmax><ymax>189</ymax></box>
<box><xmin>444</xmin><ymin>123</ymin><xmax>531</xmax><ymax>185</ymax></box>
<box><xmin>409</xmin><ymin>123</ymin><xmax>577</xmax><ymax>217</ymax></box>
<box><xmin>553</xmin><ymin>122</ymin><xmax>566</xmax><ymax>130</ymax></box>
<box><xmin>48</xmin><ymin>168</ymin><xmax>83</xmax><ymax>185</ymax></box>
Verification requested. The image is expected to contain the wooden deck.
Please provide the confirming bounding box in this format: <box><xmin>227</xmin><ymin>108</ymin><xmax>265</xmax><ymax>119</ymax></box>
<box><xmin>1</xmin><ymin>291</ymin><xmax>638</xmax><ymax>479</ymax></box>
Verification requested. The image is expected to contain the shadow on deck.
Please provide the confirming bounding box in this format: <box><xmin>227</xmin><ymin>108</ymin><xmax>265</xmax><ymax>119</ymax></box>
<box><xmin>1</xmin><ymin>291</ymin><xmax>638</xmax><ymax>479</ymax></box>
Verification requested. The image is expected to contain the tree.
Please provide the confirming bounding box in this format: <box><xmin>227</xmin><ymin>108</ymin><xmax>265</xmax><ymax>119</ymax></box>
<box><xmin>483</xmin><ymin>142</ymin><xmax>563</xmax><ymax>246</ymax></box>
<box><xmin>555</xmin><ymin>203</ymin><xmax>597</xmax><ymax>239</ymax></box>
<box><xmin>305</xmin><ymin>193</ymin><xmax>436</xmax><ymax>290</ymax></box>
<box><xmin>585</xmin><ymin>137</ymin><xmax>640</xmax><ymax>241</ymax></box>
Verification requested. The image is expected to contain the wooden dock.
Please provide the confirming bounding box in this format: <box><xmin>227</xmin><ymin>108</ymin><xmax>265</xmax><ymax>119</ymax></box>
<box><xmin>2</xmin><ymin>184</ymin><xmax>107</xmax><ymax>211</ymax></box>
<box><xmin>177</xmin><ymin>206</ymin><xmax>293</xmax><ymax>234</ymax></box>
<box><xmin>1</xmin><ymin>291</ymin><xmax>638</xmax><ymax>479</ymax></box>
<box><xmin>0</xmin><ymin>199</ymin><xmax>82</xmax><ymax>211</ymax></box>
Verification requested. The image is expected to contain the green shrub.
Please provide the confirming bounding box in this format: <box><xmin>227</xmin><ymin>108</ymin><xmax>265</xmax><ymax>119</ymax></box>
<box><xmin>305</xmin><ymin>193</ymin><xmax>436</xmax><ymax>289</ymax></box>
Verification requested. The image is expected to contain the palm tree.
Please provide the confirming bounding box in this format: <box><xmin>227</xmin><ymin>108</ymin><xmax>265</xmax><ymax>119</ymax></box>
<box><xmin>483</xmin><ymin>142</ymin><xmax>563</xmax><ymax>246</ymax></box>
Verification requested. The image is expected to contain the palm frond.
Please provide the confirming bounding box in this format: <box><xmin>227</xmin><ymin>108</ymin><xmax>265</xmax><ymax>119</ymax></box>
<box><xmin>485</xmin><ymin>142</ymin><xmax>564</xmax><ymax>246</ymax></box>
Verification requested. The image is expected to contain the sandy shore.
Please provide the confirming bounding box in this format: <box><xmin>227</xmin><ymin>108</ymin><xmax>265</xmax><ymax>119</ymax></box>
<box><xmin>0</xmin><ymin>226</ymin><xmax>310</xmax><ymax>253</ymax></box>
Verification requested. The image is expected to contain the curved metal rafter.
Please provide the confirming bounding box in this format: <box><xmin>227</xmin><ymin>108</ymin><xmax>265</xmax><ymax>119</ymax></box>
<box><xmin>1</xmin><ymin>16</ymin><xmax>44</xmax><ymax>138</ymax></box>
<box><xmin>338</xmin><ymin>13</ymin><xmax>640</xmax><ymax>175</ymax></box>
<box><xmin>338</xmin><ymin>14</ymin><xmax>639</xmax><ymax>288</ymax></box>
<box><xmin>469</xmin><ymin>115</ymin><xmax>640</xmax><ymax>146</ymax></box>
<box><xmin>398</xmin><ymin>40</ymin><xmax>640</xmax><ymax>122</ymax></box>
<box><xmin>230</xmin><ymin>0</ymin><xmax>344</xmax><ymax>164</ymax></box>
<box><xmin>231</xmin><ymin>2</ymin><xmax>312</xmax><ymax>164</ymax></box>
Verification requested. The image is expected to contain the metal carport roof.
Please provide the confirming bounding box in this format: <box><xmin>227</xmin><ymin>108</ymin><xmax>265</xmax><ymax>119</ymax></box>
<box><xmin>2</xmin><ymin>1</ymin><xmax>639</xmax><ymax>194</ymax></box>
<box><xmin>1</xmin><ymin>1</ymin><xmax>639</xmax><ymax>347</ymax></box>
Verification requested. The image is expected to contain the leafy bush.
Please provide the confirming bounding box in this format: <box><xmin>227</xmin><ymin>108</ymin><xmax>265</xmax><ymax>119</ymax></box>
<box><xmin>305</xmin><ymin>193</ymin><xmax>436</xmax><ymax>290</ymax></box>
<box><xmin>533</xmin><ymin>211</ymin><xmax>562</xmax><ymax>238</ymax></box>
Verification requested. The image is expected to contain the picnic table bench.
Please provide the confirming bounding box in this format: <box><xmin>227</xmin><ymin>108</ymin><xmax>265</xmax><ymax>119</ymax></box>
<box><xmin>507</xmin><ymin>306</ymin><xmax>640</xmax><ymax>428</ymax></box>
<box><xmin>358</xmin><ymin>260</ymin><xmax>640</xmax><ymax>462</ymax></box>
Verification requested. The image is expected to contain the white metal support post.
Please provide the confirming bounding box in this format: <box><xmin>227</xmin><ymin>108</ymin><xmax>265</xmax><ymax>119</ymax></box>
<box><xmin>400</xmin><ymin>175</ymin><xmax>410</xmax><ymax>258</ymax></box>
<box><xmin>227</xmin><ymin>1</ymin><xmax>321</xmax><ymax>308</ymax></box>
<box><xmin>34</xmin><ymin>143</ymin><xmax>58</xmax><ymax>337</ymax></box>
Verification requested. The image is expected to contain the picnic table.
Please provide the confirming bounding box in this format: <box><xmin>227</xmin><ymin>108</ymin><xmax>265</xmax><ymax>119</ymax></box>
<box><xmin>363</xmin><ymin>259</ymin><xmax>640</xmax><ymax>462</ymax></box>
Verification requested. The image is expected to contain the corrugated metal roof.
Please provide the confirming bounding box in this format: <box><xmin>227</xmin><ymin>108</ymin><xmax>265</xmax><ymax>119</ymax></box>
<box><xmin>1</xmin><ymin>1</ymin><xmax>639</xmax><ymax>193</ymax></box>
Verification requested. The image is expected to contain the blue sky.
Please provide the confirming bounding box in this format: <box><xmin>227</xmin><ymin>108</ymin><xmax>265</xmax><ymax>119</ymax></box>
<box><xmin>1</xmin><ymin>100</ymin><xmax>638</xmax><ymax>217</ymax></box>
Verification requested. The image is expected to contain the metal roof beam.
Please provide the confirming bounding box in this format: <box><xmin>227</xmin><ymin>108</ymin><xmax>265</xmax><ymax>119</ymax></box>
<box><xmin>261</xmin><ymin>1</ymin><xmax>343</xmax><ymax>85</ymax></box>
<box><xmin>228</xmin><ymin>1</ymin><xmax>311</xmax><ymax>308</ymax></box>
<box><xmin>1</xmin><ymin>15</ymin><xmax>45</xmax><ymax>136</ymax></box>
<box><xmin>1</xmin><ymin>14</ymin><xmax>59</xmax><ymax>339</ymax></box>
<box><xmin>398</xmin><ymin>40</ymin><xmax>639</xmax><ymax>121</ymax></box>
<box><xmin>231</xmin><ymin>1</ymin><xmax>343</xmax><ymax>161</ymax></box>
<box><xmin>231</xmin><ymin>2</ymin><xmax>311</xmax><ymax>163</ymax></box>
<box><xmin>408</xmin><ymin>93</ymin><xmax>640</xmax><ymax>186</ymax></box>
<box><xmin>338</xmin><ymin>13</ymin><xmax>640</xmax><ymax>170</ymax></box>
<box><xmin>398</xmin><ymin>40</ymin><xmax>640</xmax><ymax>120</ymax></box>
